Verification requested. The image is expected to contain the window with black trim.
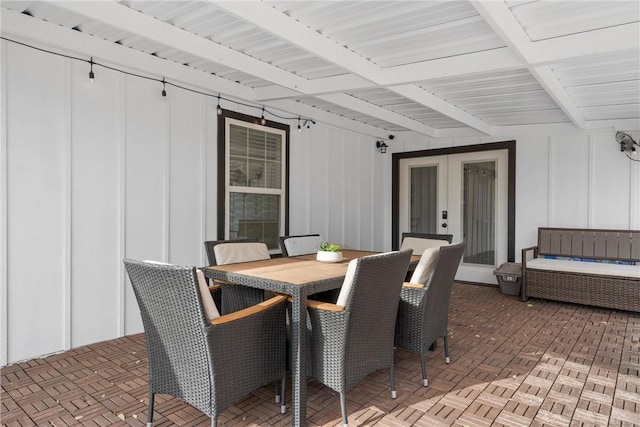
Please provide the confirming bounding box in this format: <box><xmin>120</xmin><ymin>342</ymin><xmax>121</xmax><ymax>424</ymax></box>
<box><xmin>217</xmin><ymin>110</ymin><xmax>289</xmax><ymax>252</ymax></box>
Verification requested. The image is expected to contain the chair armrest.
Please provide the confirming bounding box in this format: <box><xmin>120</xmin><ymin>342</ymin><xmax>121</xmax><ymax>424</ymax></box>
<box><xmin>402</xmin><ymin>281</ymin><xmax>424</xmax><ymax>289</ymax></box>
<box><xmin>306</xmin><ymin>299</ymin><xmax>345</xmax><ymax>312</ymax></box>
<box><xmin>211</xmin><ymin>294</ymin><xmax>287</xmax><ymax>325</ymax></box>
<box><xmin>521</xmin><ymin>246</ymin><xmax>538</xmax><ymax>269</ymax></box>
<box><xmin>520</xmin><ymin>245</ymin><xmax>538</xmax><ymax>302</ymax></box>
<box><xmin>522</xmin><ymin>245</ymin><xmax>538</xmax><ymax>257</ymax></box>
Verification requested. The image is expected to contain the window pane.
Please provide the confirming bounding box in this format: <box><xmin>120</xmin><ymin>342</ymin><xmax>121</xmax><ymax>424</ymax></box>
<box><xmin>247</xmin><ymin>159</ymin><xmax>265</xmax><ymax>187</ymax></box>
<box><xmin>410</xmin><ymin>166</ymin><xmax>437</xmax><ymax>233</ymax></box>
<box><xmin>229</xmin><ymin>124</ymin><xmax>247</xmax><ymax>157</ymax></box>
<box><xmin>266</xmin><ymin>133</ymin><xmax>281</xmax><ymax>161</ymax></box>
<box><xmin>229</xmin><ymin>193</ymin><xmax>280</xmax><ymax>250</ymax></box>
<box><xmin>265</xmin><ymin>161</ymin><xmax>281</xmax><ymax>188</ymax></box>
<box><xmin>248</xmin><ymin>129</ymin><xmax>265</xmax><ymax>159</ymax></box>
<box><xmin>229</xmin><ymin>156</ymin><xmax>247</xmax><ymax>186</ymax></box>
<box><xmin>462</xmin><ymin>161</ymin><xmax>496</xmax><ymax>265</ymax></box>
<box><xmin>229</xmin><ymin>127</ymin><xmax>282</xmax><ymax>190</ymax></box>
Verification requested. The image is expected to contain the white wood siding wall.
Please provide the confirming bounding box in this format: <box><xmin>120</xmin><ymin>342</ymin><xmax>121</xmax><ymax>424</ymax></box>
<box><xmin>401</xmin><ymin>131</ymin><xmax>640</xmax><ymax>261</ymax></box>
<box><xmin>0</xmin><ymin>42</ymin><xmax>389</xmax><ymax>365</ymax></box>
<box><xmin>1</xmin><ymin>41</ymin><xmax>638</xmax><ymax>365</ymax></box>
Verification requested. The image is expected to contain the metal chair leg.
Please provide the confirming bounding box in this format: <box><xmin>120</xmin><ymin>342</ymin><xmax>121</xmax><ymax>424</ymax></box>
<box><xmin>211</xmin><ymin>418</ymin><xmax>217</xmax><ymax>427</ymax></box>
<box><xmin>420</xmin><ymin>351</ymin><xmax>428</xmax><ymax>386</ymax></box>
<box><xmin>340</xmin><ymin>392</ymin><xmax>348</xmax><ymax>427</ymax></box>
<box><xmin>444</xmin><ymin>335</ymin><xmax>450</xmax><ymax>364</ymax></box>
<box><xmin>147</xmin><ymin>391</ymin><xmax>154</xmax><ymax>427</ymax></box>
<box><xmin>280</xmin><ymin>375</ymin><xmax>286</xmax><ymax>414</ymax></box>
<box><xmin>390</xmin><ymin>358</ymin><xmax>397</xmax><ymax>399</ymax></box>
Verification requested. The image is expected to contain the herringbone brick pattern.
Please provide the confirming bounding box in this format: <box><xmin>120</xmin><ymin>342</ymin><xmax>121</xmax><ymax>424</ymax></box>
<box><xmin>2</xmin><ymin>283</ymin><xmax>639</xmax><ymax>426</ymax></box>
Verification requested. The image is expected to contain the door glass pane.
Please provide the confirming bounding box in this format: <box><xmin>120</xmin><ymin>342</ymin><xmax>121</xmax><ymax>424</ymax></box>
<box><xmin>229</xmin><ymin>193</ymin><xmax>280</xmax><ymax>250</ymax></box>
<box><xmin>462</xmin><ymin>161</ymin><xmax>496</xmax><ymax>265</ymax></box>
<box><xmin>410</xmin><ymin>166</ymin><xmax>437</xmax><ymax>233</ymax></box>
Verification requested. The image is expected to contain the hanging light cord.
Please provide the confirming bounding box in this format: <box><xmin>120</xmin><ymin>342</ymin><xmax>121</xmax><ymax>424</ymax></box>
<box><xmin>1</xmin><ymin>36</ymin><xmax>316</xmax><ymax>125</ymax></box>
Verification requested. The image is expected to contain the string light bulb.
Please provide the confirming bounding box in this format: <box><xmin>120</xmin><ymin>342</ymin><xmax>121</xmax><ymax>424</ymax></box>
<box><xmin>161</xmin><ymin>78</ymin><xmax>167</xmax><ymax>99</ymax></box>
<box><xmin>260</xmin><ymin>107</ymin><xmax>266</xmax><ymax>126</ymax></box>
<box><xmin>216</xmin><ymin>94</ymin><xmax>222</xmax><ymax>115</ymax></box>
<box><xmin>88</xmin><ymin>57</ymin><xmax>95</xmax><ymax>85</ymax></box>
<box><xmin>297</xmin><ymin>117</ymin><xmax>301</xmax><ymax>132</ymax></box>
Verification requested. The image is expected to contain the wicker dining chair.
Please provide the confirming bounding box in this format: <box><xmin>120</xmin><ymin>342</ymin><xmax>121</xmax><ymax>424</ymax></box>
<box><xmin>279</xmin><ymin>234</ymin><xmax>323</xmax><ymax>257</ymax></box>
<box><xmin>204</xmin><ymin>239</ymin><xmax>270</xmax><ymax>314</ymax></box>
<box><xmin>124</xmin><ymin>259</ymin><xmax>287</xmax><ymax>427</ymax></box>
<box><xmin>400</xmin><ymin>232</ymin><xmax>453</xmax><ymax>254</ymax></box>
<box><xmin>394</xmin><ymin>241</ymin><xmax>465</xmax><ymax>386</ymax></box>
<box><xmin>400</xmin><ymin>233</ymin><xmax>453</xmax><ymax>281</ymax></box>
<box><xmin>306</xmin><ymin>250</ymin><xmax>413</xmax><ymax>427</ymax></box>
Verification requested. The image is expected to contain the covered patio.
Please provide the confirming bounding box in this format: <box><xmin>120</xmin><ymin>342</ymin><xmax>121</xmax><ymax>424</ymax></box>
<box><xmin>3</xmin><ymin>283</ymin><xmax>638</xmax><ymax>427</ymax></box>
<box><xmin>2</xmin><ymin>1</ymin><xmax>639</xmax><ymax>425</ymax></box>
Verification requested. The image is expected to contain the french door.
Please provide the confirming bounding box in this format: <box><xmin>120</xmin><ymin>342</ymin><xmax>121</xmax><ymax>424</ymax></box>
<box><xmin>399</xmin><ymin>149</ymin><xmax>509</xmax><ymax>284</ymax></box>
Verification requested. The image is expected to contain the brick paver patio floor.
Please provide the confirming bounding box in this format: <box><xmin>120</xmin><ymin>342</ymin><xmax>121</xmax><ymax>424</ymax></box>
<box><xmin>2</xmin><ymin>283</ymin><xmax>639</xmax><ymax>426</ymax></box>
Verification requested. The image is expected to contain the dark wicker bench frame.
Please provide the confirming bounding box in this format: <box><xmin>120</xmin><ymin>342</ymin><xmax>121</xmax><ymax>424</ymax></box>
<box><xmin>522</xmin><ymin>227</ymin><xmax>640</xmax><ymax>312</ymax></box>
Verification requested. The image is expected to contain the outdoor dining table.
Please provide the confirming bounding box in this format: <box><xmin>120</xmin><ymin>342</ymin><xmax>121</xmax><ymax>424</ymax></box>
<box><xmin>203</xmin><ymin>249</ymin><xmax>419</xmax><ymax>426</ymax></box>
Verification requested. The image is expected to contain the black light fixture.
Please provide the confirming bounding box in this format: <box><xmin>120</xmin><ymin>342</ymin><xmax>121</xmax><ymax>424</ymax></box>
<box><xmin>161</xmin><ymin>78</ymin><xmax>167</xmax><ymax>98</ymax></box>
<box><xmin>297</xmin><ymin>117</ymin><xmax>301</xmax><ymax>132</ymax></box>
<box><xmin>376</xmin><ymin>140</ymin><xmax>388</xmax><ymax>154</ymax></box>
<box><xmin>216</xmin><ymin>94</ymin><xmax>222</xmax><ymax>115</ymax></box>
<box><xmin>88</xmin><ymin>57</ymin><xmax>95</xmax><ymax>85</ymax></box>
<box><xmin>260</xmin><ymin>107</ymin><xmax>266</xmax><ymax>125</ymax></box>
<box><xmin>616</xmin><ymin>131</ymin><xmax>639</xmax><ymax>161</ymax></box>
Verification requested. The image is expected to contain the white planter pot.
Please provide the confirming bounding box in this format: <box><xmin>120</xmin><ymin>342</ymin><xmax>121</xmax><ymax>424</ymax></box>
<box><xmin>316</xmin><ymin>250</ymin><xmax>343</xmax><ymax>263</ymax></box>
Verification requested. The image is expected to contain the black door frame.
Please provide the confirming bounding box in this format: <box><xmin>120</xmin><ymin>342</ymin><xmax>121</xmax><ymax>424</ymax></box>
<box><xmin>391</xmin><ymin>140</ymin><xmax>516</xmax><ymax>262</ymax></box>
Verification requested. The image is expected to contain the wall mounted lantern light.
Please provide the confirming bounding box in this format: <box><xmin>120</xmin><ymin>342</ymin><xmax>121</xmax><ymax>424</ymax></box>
<box><xmin>376</xmin><ymin>140</ymin><xmax>388</xmax><ymax>154</ymax></box>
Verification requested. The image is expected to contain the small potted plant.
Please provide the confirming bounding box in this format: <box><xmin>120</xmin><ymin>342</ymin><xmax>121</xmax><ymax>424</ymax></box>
<box><xmin>316</xmin><ymin>242</ymin><xmax>343</xmax><ymax>262</ymax></box>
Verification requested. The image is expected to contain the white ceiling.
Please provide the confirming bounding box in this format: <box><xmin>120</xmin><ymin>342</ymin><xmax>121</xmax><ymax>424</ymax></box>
<box><xmin>2</xmin><ymin>0</ymin><xmax>639</xmax><ymax>138</ymax></box>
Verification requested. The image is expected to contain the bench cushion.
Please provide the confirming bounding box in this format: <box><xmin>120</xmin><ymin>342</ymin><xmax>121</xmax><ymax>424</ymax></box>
<box><xmin>527</xmin><ymin>258</ymin><xmax>639</xmax><ymax>279</ymax></box>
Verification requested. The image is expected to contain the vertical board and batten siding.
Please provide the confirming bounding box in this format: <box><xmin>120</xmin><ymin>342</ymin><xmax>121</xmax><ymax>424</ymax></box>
<box><xmin>288</xmin><ymin>124</ymin><xmax>385</xmax><ymax>252</ymax></box>
<box><xmin>549</xmin><ymin>135</ymin><xmax>590</xmax><ymax>228</ymax></box>
<box><xmin>0</xmin><ymin>37</ymin><xmax>7</xmax><ymax>364</ymax></box>
<box><xmin>1</xmin><ymin>41</ymin><xmax>389</xmax><ymax>365</ymax></box>
<box><xmin>69</xmin><ymin>59</ymin><xmax>122</xmax><ymax>346</ymax></box>
<box><xmin>167</xmin><ymin>89</ymin><xmax>206</xmax><ymax>267</ymax></box>
<box><xmin>124</xmin><ymin>75</ymin><xmax>168</xmax><ymax>336</ymax></box>
<box><xmin>5</xmin><ymin>43</ymin><xmax>67</xmax><ymax>362</ymax></box>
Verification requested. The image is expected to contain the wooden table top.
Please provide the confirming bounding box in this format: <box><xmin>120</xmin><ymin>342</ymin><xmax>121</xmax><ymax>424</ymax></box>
<box><xmin>203</xmin><ymin>257</ymin><xmax>348</xmax><ymax>286</ymax></box>
<box><xmin>203</xmin><ymin>249</ymin><xmax>420</xmax><ymax>286</ymax></box>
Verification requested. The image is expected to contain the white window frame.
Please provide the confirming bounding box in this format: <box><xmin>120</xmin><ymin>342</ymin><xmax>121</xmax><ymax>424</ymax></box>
<box><xmin>222</xmin><ymin>116</ymin><xmax>288</xmax><ymax>253</ymax></box>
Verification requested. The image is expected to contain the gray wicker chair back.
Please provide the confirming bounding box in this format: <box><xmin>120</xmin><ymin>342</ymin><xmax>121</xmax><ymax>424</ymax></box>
<box><xmin>203</xmin><ymin>239</ymin><xmax>266</xmax><ymax>314</ymax></box>
<box><xmin>394</xmin><ymin>241</ymin><xmax>465</xmax><ymax>386</ymax></box>
<box><xmin>307</xmin><ymin>250</ymin><xmax>413</xmax><ymax>426</ymax></box>
<box><xmin>279</xmin><ymin>234</ymin><xmax>323</xmax><ymax>257</ymax></box>
<box><xmin>204</xmin><ymin>238</ymin><xmax>259</xmax><ymax>265</ymax></box>
<box><xmin>124</xmin><ymin>259</ymin><xmax>286</xmax><ymax>427</ymax></box>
